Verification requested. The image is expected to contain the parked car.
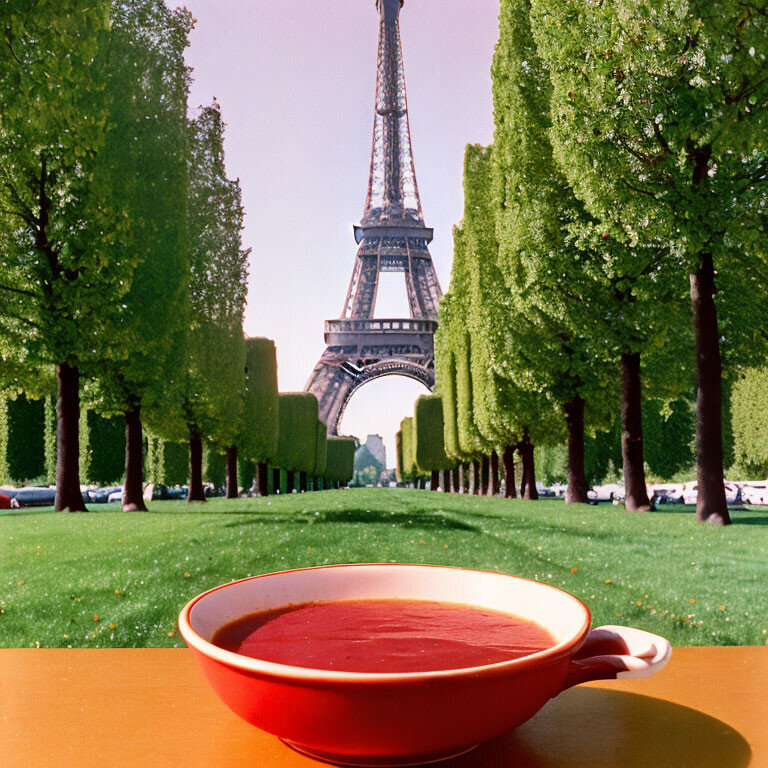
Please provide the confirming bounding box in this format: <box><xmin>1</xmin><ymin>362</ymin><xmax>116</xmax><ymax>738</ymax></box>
<box><xmin>11</xmin><ymin>486</ymin><xmax>90</xmax><ymax>508</ymax></box>
<box><xmin>89</xmin><ymin>486</ymin><xmax>122</xmax><ymax>504</ymax></box>
<box><xmin>588</xmin><ymin>483</ymin><xmax>624</xmax><ymax>503</ymax></box>
<box><xmin>537</xmin><ymin>483</ymin><xmax>557</xmax><ymax>498</ymax></box>
<box><xmin>741</xmin><ymin>482</ymin><xmax>768</xmax><ymax>505</ymax></box>
<box><xmin>723</xmin><ymin>481</ymin><xmax>742</xmax><ymax>505</ymax></box>
<box><xmin>548</xmin><ymin>483</ymin><xmax>567</xmax><ymax>498</ymax></box>
<box><xmin>11</xmin><ymin>486</ymin><xmax>57</xmax><ymax>507</ymax></box>
<box><xmin>107</xmin><ymin>489</ymin><xmax>124</xmax><ymax>504</ymax></box>
<box><xmin>680</xmin><ymin>481</ymin><xmax>740</xmax><ymax>505</ymax></box>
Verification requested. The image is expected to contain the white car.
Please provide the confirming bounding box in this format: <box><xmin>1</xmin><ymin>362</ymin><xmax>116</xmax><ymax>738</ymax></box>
<box><xmin>742</xmin><ymin>483</ymin><xmax>768</xmax><ymax>505</ymax></box>
<box><xmin>589</xmin><ymin>483</ymin><xmax>624</xmax><ymax>502</ymax></box>
<box><xmin>681</xmin><ymin>482</ymin><xmax>740</xmax><ymax>505</ymax></box>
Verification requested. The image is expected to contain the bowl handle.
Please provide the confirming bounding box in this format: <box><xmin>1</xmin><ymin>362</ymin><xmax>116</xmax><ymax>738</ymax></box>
<box><xmin>558</xmin><ymin>625</ymin><xmax>672</xmax><ymax>693</ymax></box>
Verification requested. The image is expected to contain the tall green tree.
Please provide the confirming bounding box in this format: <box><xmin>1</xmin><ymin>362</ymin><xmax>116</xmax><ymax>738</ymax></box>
<box><xmin>435</xmin><ymin>226</ymin><xmax>492</xmax><ymax>495</ymax></box>
<box><xmin>146</xmin><ymin>105</ymin><xmax>248</xmax><ymax>503</ymax></box>
<box><xmin>0</xmin><ymin>2</ymin><xmax>125</xmax><ymax>511</ymax></box>
<box><xmin>529</xmin><ymin>0</ymin><xmax>768</xmax><ymax>523</ymax></box>
<box><xmin>239</xmin><ymin>337</ymin><xmax>279</xmax><ymax>496</ymax></box>
<box><xmin>461</xmin><ymin>143</ymin><xmax>565</xmax><ymax>499</ymax></box>
<box><xmin>89</xmin><ymin>0</ymin><xmax>193</xmax><ymax>510</ymax></box>
<box><xmin>492</xmin><ymin>1</ymin><xmax>618</xmax><ymax>505</ymax></box>
<box><xmin>273</xmin><ymin>393</ymin><xmax>319</xmax><ymax>493</ymax></box>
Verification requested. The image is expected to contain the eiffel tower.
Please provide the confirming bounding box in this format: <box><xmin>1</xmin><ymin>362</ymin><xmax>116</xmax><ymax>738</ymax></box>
<box><xmin>306</xmin><ymin>0</ymin><xmax>442</xmax><ymax>434</ymax></box>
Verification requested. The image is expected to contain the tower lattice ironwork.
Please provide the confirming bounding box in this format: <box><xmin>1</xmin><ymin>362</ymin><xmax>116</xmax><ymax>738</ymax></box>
<box><xmin>306</xmin><ymin>0</ymin><xmax>442</xmax><ymax>433</ymax></box>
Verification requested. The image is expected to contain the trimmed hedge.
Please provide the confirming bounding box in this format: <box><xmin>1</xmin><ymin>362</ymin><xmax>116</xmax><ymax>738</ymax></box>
<box><xmin>414</xmin><ymin>395</ymin><xmax>452</xmax><ymax>473</ymax></box>
<box><xmin>204</xmin><ymin>446</ymin><xmax>227</xmax><ymax>487</ymax></box>
<box><xmin>395</xmin><ymin>429</ymin><xmax>404</xmax><ymax>483</ymax></box>
<box><xmin>274</xmin><ymin>393</ymin><xmax>319</xmax><ymax>473</ymax></box>
<box><xmin>1</xmin><ymin>394</ymin><xmax>46</xmax><ymax>483</ymax></box>
<box><xmin>87</xmin><ymin>411</ymin><xmax>125</xmax><ymax>485</ymax></box>
<box><xmin>145</xmin><ymin>435</ymin><xmax>189</xmax><ymax>487</ymax></box>
<box><xmin>241</xmin><ymin>337</ymin><xmax>279</xmax><ymax>463</ymax></box>
<box><xmin>400</xmin><ymin>417</ymin><xmax>416</xmax><ymax>480</ymax></box>
<box><xmin>313</xmin><ymin>420</ymin><xmax>328</xmax><ymax>478</ymax></box>
<box><xmin>325</xmin><ymin>436</ymin><xmax>356</xmax><ymax>485</ymax></box>
<box><xmin>732</xmin><ymin>367</ymin><xmax>768</xmax><ymax>477</ymax></box>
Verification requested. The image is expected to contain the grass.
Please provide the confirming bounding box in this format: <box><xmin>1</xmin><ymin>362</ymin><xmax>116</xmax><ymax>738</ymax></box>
<box><xmin>1</xmin><ymin>488</ymin><xmax>766</xmax><ymax>649</ymax></box>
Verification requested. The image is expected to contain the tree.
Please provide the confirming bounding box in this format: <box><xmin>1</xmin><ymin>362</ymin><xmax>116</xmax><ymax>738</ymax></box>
<box><xmin>529</xmin><ymin>0</ymin><xmax>768</xmax><ymax>523</ymax></box>
<box><xmin>732</xmin><ymin>367</ymin><xmax>768</xmax><ymax>478</ymax></box>
<box><xmin>0</xmin><ymin>393</ymin><xmax>45</xmax><ymax>484</ymax></box>
<box><xmin>145</xmin><ymin>106</ymin><xmax>248</xmax><ymax>503</ymax></box>
<box><xmin>239</xmin><ymin>338</ymin><xmax>279</xmax><ymax>496</ymax></box>
<box><xmin>88</xmin><ymin>1</ymin><xmax>193</xmax><ymax>511</ymax></box>
<box><xmin>494</xmin><ymin>0</ymin><xmax>679</xmax><ymax>509</ymax></box>
<box><xmin>395</xmin><ymin>429</ymin><xmax>404</xmax><ymax>484</ymax></box>
<box><xmin>273</xmin><ymin>393</ymin><xmax>319</xmax><ymax>493</ymax></box>
<box><xmin>461</xmin><ymin>143</ymin><xmax>565</xmax><ymax>499</ymax></box>
<box><xmin>325</xmin><ymin>437</ymin><xmax>356</xmax><ymax>488</ymax></box>
<box><xmin>413</xmin><ymin>394</ymin><xmax>453</xmax><ymax>490</ymax></box>
<box><xmin>0</xmin><ymin>2</ymin><xmax>126</xmax><ymax>511</ymax></box>
<box><xmin>399</xmin><ymin>417</ymin><xmax>417</xmax><ymax>485</ymax></box>
<box><xmin>312</xmin><ymin>420</ymin><xmax>328</xmax><ymax>490</ymax></box>
<box><xmin>434</xmin><ymin>227</ymin><xmax>492</xmax><ymax>495</ymax></box>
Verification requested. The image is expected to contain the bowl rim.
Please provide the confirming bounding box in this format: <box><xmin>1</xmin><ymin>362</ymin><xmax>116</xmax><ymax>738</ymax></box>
<box><xmin>178</xmin><ymin>563</ymin><xmax>592</xmax><ymax>683</ymax></box>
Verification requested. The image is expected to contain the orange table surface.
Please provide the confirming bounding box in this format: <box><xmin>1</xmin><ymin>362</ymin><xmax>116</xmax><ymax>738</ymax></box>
<box><xmin>1</xmin><ymin>647</ymin><xmax>765</xmax><ymax>768</ymax></box>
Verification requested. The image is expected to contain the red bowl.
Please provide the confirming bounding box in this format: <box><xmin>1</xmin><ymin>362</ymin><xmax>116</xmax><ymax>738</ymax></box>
<box><xmin>179</xmin><ymin>564</ymin><xmax>670</xmax><ymax>766</ymax></box>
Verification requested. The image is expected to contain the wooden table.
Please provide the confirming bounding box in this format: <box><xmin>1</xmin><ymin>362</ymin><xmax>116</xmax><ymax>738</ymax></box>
<box><xmin>1</xmin><ymin>647</ymin><xmax>765</xmax><ymax>767</ymax></box>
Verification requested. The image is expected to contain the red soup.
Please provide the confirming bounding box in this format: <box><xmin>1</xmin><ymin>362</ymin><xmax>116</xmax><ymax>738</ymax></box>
<box><xmin>211</xmin><ymin>599</ymin><xmax>556</xmax><ymax>673</ymax></box>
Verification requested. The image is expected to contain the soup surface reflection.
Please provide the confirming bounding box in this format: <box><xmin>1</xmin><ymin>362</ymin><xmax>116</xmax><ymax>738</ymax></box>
<box><xmin>211</xmin><ymin>599</ymin><xmax>556</xmax><ymax>673</ymax></box>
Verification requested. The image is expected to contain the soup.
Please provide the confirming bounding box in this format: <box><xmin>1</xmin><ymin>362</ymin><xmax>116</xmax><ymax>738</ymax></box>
<box><xmin>211</xmin><ymin>599</ymin><xmax>556</xmax><ymax>673</ymax></box>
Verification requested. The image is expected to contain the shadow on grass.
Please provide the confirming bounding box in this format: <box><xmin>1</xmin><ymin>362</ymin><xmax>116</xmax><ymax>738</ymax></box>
<box><xmin>220</xmin><ymin>507</ymin><xmax>481</xmax><ymax>533</ymax></box>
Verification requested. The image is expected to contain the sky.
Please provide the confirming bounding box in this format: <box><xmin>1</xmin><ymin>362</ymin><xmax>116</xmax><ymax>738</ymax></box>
<box><xmin>180</xmin><ymin>0</ymin><xmax>500</xmax><ymax>467</ymax></box>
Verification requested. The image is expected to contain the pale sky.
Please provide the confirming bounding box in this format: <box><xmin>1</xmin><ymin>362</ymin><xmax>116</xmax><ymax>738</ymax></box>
<box><xmin>181</xmin><ymin>0</ymin><xmax>500</xmax><ymax>466</ymax></box>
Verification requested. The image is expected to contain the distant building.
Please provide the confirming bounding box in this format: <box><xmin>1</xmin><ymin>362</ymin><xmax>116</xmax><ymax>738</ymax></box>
<box><xmin>364</xmin><ymin>434</ymin><xmax>386</xmax><ymax>469</ymax></box>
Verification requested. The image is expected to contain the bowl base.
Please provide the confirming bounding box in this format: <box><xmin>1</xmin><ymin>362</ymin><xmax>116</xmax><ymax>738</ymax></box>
<box><xmin>281</xmin><ymin>739</ymin><xmax>479</xmax><ymax>767</ymax></box>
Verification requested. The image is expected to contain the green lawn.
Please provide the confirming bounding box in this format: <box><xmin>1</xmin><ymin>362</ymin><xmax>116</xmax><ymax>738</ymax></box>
<box><xmin>1</xmin><ymin>488</ymin><xmax>766</xmax><ymax>648</ymax></box>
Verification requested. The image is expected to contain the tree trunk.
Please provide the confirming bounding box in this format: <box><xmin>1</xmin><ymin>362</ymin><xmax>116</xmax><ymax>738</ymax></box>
<box><xmin>122</xmin><ymin>403</ymin><xmax>147</xmax><ymax>512</ymax></box>
<box><xmin>520</xmin><ymin>428</ymin><xmax>538</xmax><ymax>500</ymax></box>
<box><xmin>430</xmin><ymin>469</ymin><xmax>439</xmax><ymax>491</ymax></box>
<box><xmin>471</xmin><ymin>460</ymin><xmax>481</xmax><ymax>495</ymax></box>
<box><xmin>440</xmin><ymin>470</ymin><xmax>450</xmax><ymax>492</ymax></box>
<box><xmin>451</xmin><ymin>468</ymin><xmax>460</xmax><ymax>493</ymax></box>
<box><xmin>54</xmin><ymin>363</ymin><xmax>87</xmax><ymax>512</ymax></box>
<box><xmin>690</xmin><ymin>252</ymin><xmax>730</xmax><ymax>525</ymax></box>
<box><xmin>503</xmin><ymin>444</ymin><xmax>517</xmax><ymax>499</ymax></box>
<box><xmin>254</xmin><ymin>461</ymin><xmax>269</xmax><ymax>496</ymax></box>
<box><xmin>564</xmin><ymin>397</ymin><xmax>589</xmax><ymax>504</ymax></box>
<box><xmin>621</xmin><ymin>352</ymin><xmax>651</xmax><ymax>512</ymax></box>
<box><xmin>272</xmin><ymin>467</ymin><xmax>281</xmax><ymax>494</ymax></box>
<box><xmin>286</xmin><ymin>470</ymin><xmax>295</xmax><ymax>494</ymax></box>
<box><xmin>299</xmin><ymin>471</ymin><xmax>307</xmax><ymax>493</ymax></box>
<box><xmin>187</xmin><ymin>429</ymin><xmax>206</xmax><ymax>502</ymax></box>
<box><xmin>480</xmin><ymin>455</ymin><xmax>490</xmax><ymax>495</ymax></box>
<box><xmin>490</xmin><ymin>450</ymin><xmax>500</xmax><ymax>496</ymax></box>
<box><xmin>225</xmin><ymin>445</ymin><xmax>238</xmax><ymax>498</ymax></box>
